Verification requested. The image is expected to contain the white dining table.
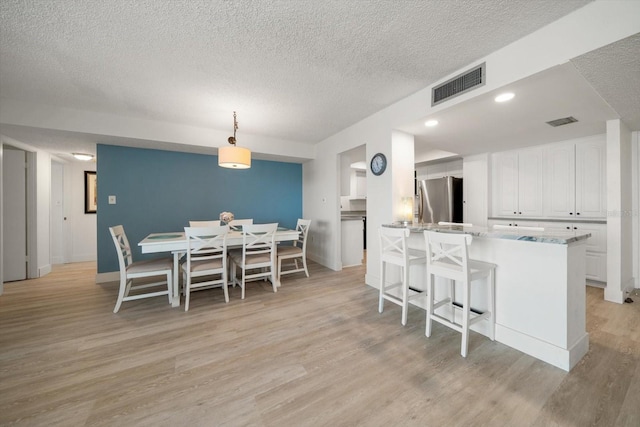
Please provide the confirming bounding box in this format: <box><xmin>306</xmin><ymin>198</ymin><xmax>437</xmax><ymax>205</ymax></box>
<box><xmin>138</xmin><ymin>227</ymin><xmax>300</xmax><ymax>307</ymax></box>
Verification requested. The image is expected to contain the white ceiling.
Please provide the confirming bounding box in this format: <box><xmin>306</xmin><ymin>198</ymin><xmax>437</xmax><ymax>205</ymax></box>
<box><xmin>1</xmin><ymin>0</ymin><xmax>637</xmax><ymax>163</ymax></box>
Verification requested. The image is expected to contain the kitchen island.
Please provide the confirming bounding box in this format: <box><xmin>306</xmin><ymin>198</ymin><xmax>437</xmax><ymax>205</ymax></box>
<box><xmin>383</xmin><ymin>223</ymin><xmax>591</xmax><ymax>371</ymax></box>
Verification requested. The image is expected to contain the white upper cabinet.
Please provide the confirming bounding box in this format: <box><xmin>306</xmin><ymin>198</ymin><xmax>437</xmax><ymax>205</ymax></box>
<box><xmin>575</xmin><ymin>140</ymin><xmax>606</xmax><ymax>218</ymax></box>
<box><xmin>543</xmin><ymin>137</ymin><xmax>606</xmax><ymax>219</ymax></box>
<box><xmin>492</xmin><ymin>146</ymin><xmax>544</xmax><ymax>217</ymax></box>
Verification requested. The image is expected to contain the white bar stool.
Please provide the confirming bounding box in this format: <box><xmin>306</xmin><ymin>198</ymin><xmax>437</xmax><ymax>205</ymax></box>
<box><xmin>423</xmin><ymin>230</ymin><xmax>496</xmax><ymax>357</ymax></box>
<box><xmin>379</xmin><ymin>226</ymin><xmax>427</xmax><ymax>326</ymax></box>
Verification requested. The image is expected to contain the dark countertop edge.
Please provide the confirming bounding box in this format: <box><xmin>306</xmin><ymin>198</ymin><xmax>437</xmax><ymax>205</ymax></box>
<box><xmin>383</xmin><ymin>223</ymin><xmax>591</xmax><ymax>245</ymax></box>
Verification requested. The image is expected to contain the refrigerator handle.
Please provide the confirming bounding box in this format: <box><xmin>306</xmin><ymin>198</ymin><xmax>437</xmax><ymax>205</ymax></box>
<box><xmin>417</xmin><ymin>188</ymin><xmax>423</xmax><ymax>223</ymax></box>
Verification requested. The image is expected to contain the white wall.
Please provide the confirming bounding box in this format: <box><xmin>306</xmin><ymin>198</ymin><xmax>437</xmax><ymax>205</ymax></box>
<box><xmin>303</xmin><ymin>1</ymin><xmax>640</xmax><ymax>287</ymax></box>
<box><xmin>64</xmin><ymin>162</ymin><xmax>97</xmax><ymax>262</ymax></box>
<box><xmin>35</xmin><ymin>150</ymin><xmax>51</xmax><ymax>277</ymax></box>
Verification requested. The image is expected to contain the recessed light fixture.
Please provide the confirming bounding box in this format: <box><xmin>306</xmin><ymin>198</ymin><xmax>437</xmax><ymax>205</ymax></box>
<box><xmin>495</xmin><ymin>92</ymin><xmax>515</xmax><ymax>103</ymax></box>
<box><xmin>424</xmin><ymin>119</ymin><xmax>439</xmax><ymax>127</ymax></box>
<box><xmin>72</xmin><ymin>153</ymin><xmax>94</xmax><ymax>161</ymax></box>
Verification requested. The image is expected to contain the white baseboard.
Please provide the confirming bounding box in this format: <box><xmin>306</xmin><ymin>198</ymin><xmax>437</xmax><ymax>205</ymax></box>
<box><xmin>38</xmin><ymin>264</ymin><xmax>52</xmax><ymax>277</ymax></box>
<box><xmin>71</xmin><ymin>254</ymin><xmax>97</xmax><ymax>263</ymax></box>
<box><xmin>96</xmin><ymin>271</ymin><xmax>119</xmax><ymax>284</ymax></box>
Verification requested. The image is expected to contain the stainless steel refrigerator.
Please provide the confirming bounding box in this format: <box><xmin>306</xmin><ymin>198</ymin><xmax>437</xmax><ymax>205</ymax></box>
<box><xmin>416</xmin><ymin>176</ymin><xmax>463</xmax><ymax>224</ymax></box>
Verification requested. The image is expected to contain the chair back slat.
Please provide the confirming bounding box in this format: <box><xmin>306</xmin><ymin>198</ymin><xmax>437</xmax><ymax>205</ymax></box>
<box><xmin>379</xmin><ymin>227</ymin><xmax>410</xmax><ymax>265</ymax></box>
<box><xmin>424</xmin><ymin>231</ymin><xmax>472</xmax><ymax>282</ymax></box>
<box><xmin>242</xmin><ymin>223</ymin><xmax>278</xmax><ymax>261</ymax></box>
<box><xmin>109</xmin><ymin>225</ymin><xmax>133</xmax><ymax>271</ymax></box>
<box><xmin>185</xmin><ymin>225</ymin><xmax>229</xmax><ymax>268</ymax></box>
<box><xmin>293</xmin><ymin>219</ymin><xmax>311</xmax><ymax>249</ymax></box>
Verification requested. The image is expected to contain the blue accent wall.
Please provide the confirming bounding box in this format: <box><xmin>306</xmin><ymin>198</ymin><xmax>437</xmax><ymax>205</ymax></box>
<box><xmin>96</xmin><ymin>144</ymin><xmax>302</xmax><ymax>273</ymax></box>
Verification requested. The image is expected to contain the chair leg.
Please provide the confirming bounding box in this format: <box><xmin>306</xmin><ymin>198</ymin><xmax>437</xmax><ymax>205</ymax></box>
<box><xmin>270</xmin><ymin>262</ymin><xmax>278</xmax><ymax>293</ymax></box>
<box><xmin>488</xmin><ymin>269</ymin><xmax>495</xmax><ymax>341</ymax></box>
<box><xmin>302</xmin><ymin>256</ymin><xmax>309</xmax><ymax>277</ymax></box>
<box><xmin>378</xmin><ymin>260</ymin><xmax>386</xmax><ymax>313</ymax></box>
<box><xmin>277</xmin><ymin>257</ymin><xmax>283</xmax><ymax>280</ymax></box>
<box><xmin>113</xmin><ymin>276</ymin><xmax>128</xmax><ymax>313</ymax></box>
<box><xmin>461</xmin><ymin>280</ymin><xmax>471</xmax><ymax>357</ymax></box>
<box><xmin>166</xmin><ymin>272</ymin><xmax>173</xmax><ymax>305</ymax></box>
<box><xmin>401</xmin><ymin>266</ymin><xmax>409</xmax><ymax>326</ymax></box>
<box><xmin>184</xmin><ymin>278</ymin><xmax>191</xmax><ymax>312</ymax></box>
<box><xmin>449</xmin><ymin>278</ymin><xmax>455</xmax><ymax>323</ymax></box>
<box><xmin>241</xmin><ymin>265</ymin><xmax>246</xmax><ymax>300</ymax></box>
<box><xmin>425</xmin><ymin>273</ymin><xmax>434</xmax><ymax>337</ymax></box>
<box><xmin>222</xmin><ymin>269</ymin><xmax>230</xmax><ymax>303</ymax></box>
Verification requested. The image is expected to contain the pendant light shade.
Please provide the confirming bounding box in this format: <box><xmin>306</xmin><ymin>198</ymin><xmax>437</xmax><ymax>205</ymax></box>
<box><xmin>218</xmin><ymin>145</ymin><xmax>251</xmax><ymax>169</ymax></box>
<box><xmin>219</xmin><ymin>111</ymin><xmax>251</xmax><ymax>169</ymax></box>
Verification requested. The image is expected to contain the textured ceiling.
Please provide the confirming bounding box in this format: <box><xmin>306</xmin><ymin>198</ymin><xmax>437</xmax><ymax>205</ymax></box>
<box><xmin>0</xmin><ymin>0</ymin><xmax>592</xmax><ymax>145</ymax></box>
<box><xmin>571</xmin><ymin>32</ymin><xmax>640</xmax><ymax>132</ymax></box>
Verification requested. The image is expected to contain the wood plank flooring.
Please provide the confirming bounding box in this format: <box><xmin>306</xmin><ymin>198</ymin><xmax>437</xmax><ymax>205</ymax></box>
<box><xmin>1</xmin><ymin>261</ymin><xmax>639</xmax><ymax>426</ymax></box>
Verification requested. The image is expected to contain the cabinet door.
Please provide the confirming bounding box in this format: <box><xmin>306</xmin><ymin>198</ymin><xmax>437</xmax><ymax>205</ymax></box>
<box><xmin>544</xmin><ymin>143</ymin><xmax>575</xmax><ymax>218</ymax></box>
<box><xmin>517</xmin><ymin>147</ymin><xmax>544</xmax><ymax>217</ymax></box>
<box><xmin>492</xmin><ymin>152</ymin><xmax>519</xmax><ymax>217</ymax></box>
<box><xmin>575</xmin><ymin>140</ymin><xmax>606</xmax><ymax>218</ymax></box>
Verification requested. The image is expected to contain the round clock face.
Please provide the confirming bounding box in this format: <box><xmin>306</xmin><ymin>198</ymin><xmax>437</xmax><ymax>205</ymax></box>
<box><xmin>370</xmin><ymin>153</ymin><xmax>387</xmax><ymax>176</ymax></box>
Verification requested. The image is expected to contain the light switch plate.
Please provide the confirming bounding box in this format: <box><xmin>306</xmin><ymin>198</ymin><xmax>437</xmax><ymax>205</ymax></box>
<box><xmin>108</xmin><ymin>195</ymin><xmax>116</xmax><ymax>204</ymax></box>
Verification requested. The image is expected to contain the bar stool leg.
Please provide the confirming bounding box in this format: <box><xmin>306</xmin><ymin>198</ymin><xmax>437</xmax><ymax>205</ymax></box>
<box><xmin>488</xmin><ymin>269</ymin><xmax>496</xmax><ymax>341</ymax></box>
<box><xmin>425</xmin><ymin>272</ymin><xmax>434</xmax><ymax>337</ymax></box>
<box><xmin>461</xmin><ymin>280</ymin><xmax>471</xmax><ymax>357</ymax></box>
<box><xmin>449</xmin><ymin>278</ymin><xmax>456</xmax><ymax>323</ymax></box>
<box><xmin>401</xmin><ymin>266</ymin><xmax>409</xmax><ymax>326</ymax></box>
<box><xmin>379</xmin><ymin>259</ymin><xmax>386</xmax><ymax>313</ymax></box>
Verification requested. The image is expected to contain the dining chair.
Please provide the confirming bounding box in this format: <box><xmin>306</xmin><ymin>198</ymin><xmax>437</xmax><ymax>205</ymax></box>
<box><xmin>228</xmin><ymin>223</ymin><xmax>278</xmax><ymax>299</ymax></box>
<box><xmin>423</xmin><ymin>230</ymin><xmax>496</xmax><ymax>357</ymax></box>
<box><xmin>109</xmin><ymin>225</ymin><xmax>173</xmax><ymax>313</ymax></box>
<box><xmin>379</xmin><ymin>226</ymin><xmax>427</xmax><ymax>326</ymax></box>
<box><xmin>189</xmin><ymin>220</ymin><xmax>221</xmax><ymax>227</ymax></box>
<box><xmin>182</xmin><ymin>225</ymin><xmax>229</xmax><ymax>311</ymax></box>
<box><xmin>228</xmin><ymin>218</ymin><xmax>253</xmax><ymax>228</ymax></box>
<box><xmin>277</xmin><ymin>219</ymin><xmax>311</xmax><ymax>280</ymax></box>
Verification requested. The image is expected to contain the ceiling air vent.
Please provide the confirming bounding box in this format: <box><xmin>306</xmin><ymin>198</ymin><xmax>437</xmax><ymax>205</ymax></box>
<box><xmin>432</xmin><ymin>63</ymin><xmax>485</xmax><ymax>106</ymax></box>
<box><xmin>546</xmin><ymin>116</ymin><xmax>578</xmax><ymax>127</ymax></box>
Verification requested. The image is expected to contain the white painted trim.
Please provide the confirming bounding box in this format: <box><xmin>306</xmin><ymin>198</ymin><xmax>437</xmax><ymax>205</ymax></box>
<box><xmin>496</xmin><ymin>324</ymin><xmax>589</xmax><ymax>372</ymax></box>
<box><xmin>96</xmin><ymin>271</ymin><xmax>120</xmax><ymax>284</ymax></box>
<box><xmin>38</xmin><ymin>264</ymin><xmax>52</xmax><ymax>277</ymax></box>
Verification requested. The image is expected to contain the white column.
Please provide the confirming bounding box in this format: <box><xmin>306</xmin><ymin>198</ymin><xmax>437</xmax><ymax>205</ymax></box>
<box><xmin>605</xmin><ymin>119</ymin><xmax>633</xmax><ymax>303</ymax></box>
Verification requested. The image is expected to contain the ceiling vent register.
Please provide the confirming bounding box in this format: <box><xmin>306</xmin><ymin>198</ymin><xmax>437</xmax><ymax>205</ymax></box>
<box><xmin>432</xmin><ymin>63</ymin><xmax>485</xmax><ymax>106</ymax></box>
<box><xmin>546</xmin><ymin>116</ymin><xmax>578</xmax><ymax>127</ymax></box>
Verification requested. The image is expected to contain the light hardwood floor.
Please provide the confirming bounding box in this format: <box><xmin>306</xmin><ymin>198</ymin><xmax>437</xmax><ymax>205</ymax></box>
<box><xmin>1</xmin><ymin>261</ymin><xmax>639</xmax><ymax>426</ymax></box>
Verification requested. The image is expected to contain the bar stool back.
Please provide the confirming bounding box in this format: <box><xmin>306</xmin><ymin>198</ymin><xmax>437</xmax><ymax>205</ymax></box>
<box><xmin>423</xmin><ymin>230</ymin><xmax>496</xmax><ymax>357</ymax></box>
<box><xmin>379</xmin><ymin>226</ymin><xmax>427</xmax><ymax>326</ymax></box>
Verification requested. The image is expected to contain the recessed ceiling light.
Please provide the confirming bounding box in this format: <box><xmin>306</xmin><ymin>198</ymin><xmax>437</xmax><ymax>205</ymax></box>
<box><xmin>495</xmin><ymin>92</ymin><xmax>515</xmax><ymax>103</ymax></box>
<box><xmin>72</xmin><ymin>153</ymin><xmax>94</xmax><ymax>161</ymax></box>
<box><xmin>424</xmin><ymin>119</ymin><xmax>439</xmax><ymax>127</ymax></box>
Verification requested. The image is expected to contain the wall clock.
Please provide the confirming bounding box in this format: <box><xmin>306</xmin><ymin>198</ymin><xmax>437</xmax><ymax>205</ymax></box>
<box><xmin>370</xmin><ymin>153</ymin><xmax>387</xmax><ymax>176</ymax></box>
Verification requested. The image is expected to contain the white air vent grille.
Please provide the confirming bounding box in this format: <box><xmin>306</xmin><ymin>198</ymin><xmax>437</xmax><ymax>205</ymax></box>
<box><xmin>432</xmin><ymin>63</ymin><xmax>485</xmax><ymax>106</ymax></box>
<box><xmin>546</xmin><ymin>116</ymin><xmax>578</xmax><ymax>127</ymax></box>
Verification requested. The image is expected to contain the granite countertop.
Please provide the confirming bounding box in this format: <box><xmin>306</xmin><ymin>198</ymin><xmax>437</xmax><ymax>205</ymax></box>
<box><xmin>383</xmin><ymin>222</ymin><xmax>591</xmax><ymax>245</ymax></box>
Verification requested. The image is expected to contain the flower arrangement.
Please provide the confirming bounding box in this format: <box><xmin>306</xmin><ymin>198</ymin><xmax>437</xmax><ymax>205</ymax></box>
<box><xmin>219</xmin><ymin>211</ymin><xmax>235</xmax><ymax>224</ymax></box>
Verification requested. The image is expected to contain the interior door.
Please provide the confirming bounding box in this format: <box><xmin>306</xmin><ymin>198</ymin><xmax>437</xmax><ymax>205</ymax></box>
<box><xmin>2</xmin><ymin>147</ymin><xmax>27</xmax><ymax>281</ymax></box>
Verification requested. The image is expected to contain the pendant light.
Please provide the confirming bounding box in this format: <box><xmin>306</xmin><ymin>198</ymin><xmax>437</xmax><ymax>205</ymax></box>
<box><xmin>218</xmin><ymin>111</ymin><xmax>251</xmax><ymax>169</ymax></box>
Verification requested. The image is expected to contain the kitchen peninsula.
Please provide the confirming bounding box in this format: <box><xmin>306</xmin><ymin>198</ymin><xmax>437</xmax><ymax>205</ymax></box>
<box><xmin>383</xmin><ymin>223</ymin><xmax>592</xmax><ymax>371</ymax></box>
